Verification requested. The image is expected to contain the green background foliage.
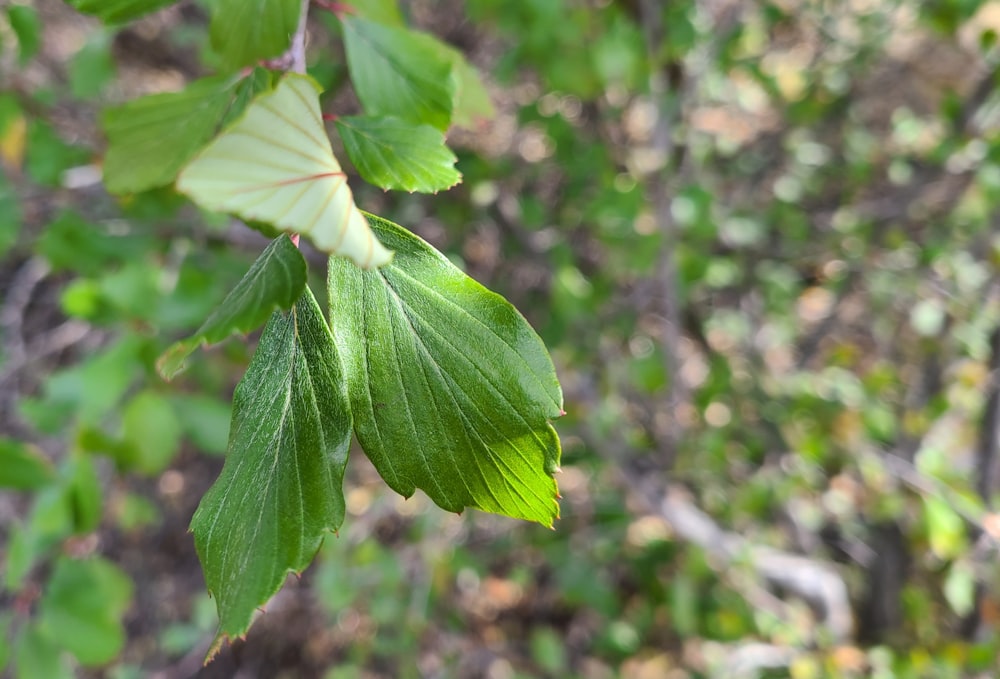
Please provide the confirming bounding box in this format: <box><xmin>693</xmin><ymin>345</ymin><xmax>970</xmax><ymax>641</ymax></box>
<box><xmin>3</xmin><ymin>0</ymin><xmax>1000</xmax><ymax>677</ymax></box>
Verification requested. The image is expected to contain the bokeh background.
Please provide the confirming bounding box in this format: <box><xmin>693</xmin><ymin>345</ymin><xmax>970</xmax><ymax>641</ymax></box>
<box><xmin>3</xmin><ymin>0</ymin><xmax>1000</xmax><ymax>677</ymax></box>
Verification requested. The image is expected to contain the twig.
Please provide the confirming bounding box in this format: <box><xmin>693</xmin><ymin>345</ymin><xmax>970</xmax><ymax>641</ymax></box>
<box><xmin>289</xmin><ymin>0</ymin><xmax>310</xmax><ymax>75</ymax></box>
<box><xmin>975</xmin><ymin>323</ymin><xmax>1000</xmax><ymax>504</ymax></box>
<box><xmin>657</xmin><ymin>486</ymin><xmax>854</xmax><ymax>643</ymax></box>
<box><xmin>637</xmin><ymin>0</ymin><xmax>690</xmax><ymax>466</ymax></box>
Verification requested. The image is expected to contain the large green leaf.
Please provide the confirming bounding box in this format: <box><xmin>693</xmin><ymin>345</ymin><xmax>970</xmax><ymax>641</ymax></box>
<box><xmin>158</xmin><ymin>235</ymin><xmax>307</xmax><ymax>379</ymax></box>
<box><xmin>65</xmin><ymin>0</ymin><xmax>178</xmax><ymax>23</ymax></box>
<box><xmin>102</xmin><ymin>69</ymin><xmax>272</xmax><ymax>194</ymax></box>
<box><xmin>37</xmin><ymin>556</ymin><xmax>133</xmax><ymax>666</ymax></box>
<box><xmin>341</xmin><ymin>17</ymin><xmax>456</xmax><ymax>130</ymax></box>
<box><xmin>335</xmin><ymin>115</ymin><xmax>461</xmax><ymax>193</ymax></box>
<box><xmin>210</xmin><ymin>0</ymin><xmax>301</xmax><ymax>71</ymax></box>
<box><xmin>191</xmin><ymin>287</ymin><xmax>352</xmax><ymax>651</ymax></box>
<box><xmin>328</xmin><ymin>215</ymin><xmax>563</xmax><ymax>526</ymax></box>
<box><xmin>177</xmin><ymin>75</ymin><xmax>392</xmax><ymax>269</ymax></box>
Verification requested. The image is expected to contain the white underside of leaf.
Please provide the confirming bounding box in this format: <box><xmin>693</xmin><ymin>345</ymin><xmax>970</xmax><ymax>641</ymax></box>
<box><xmin>177</xmin><ymin>74</ymin><xmax>392</xmax><ymax>269</ymax></box>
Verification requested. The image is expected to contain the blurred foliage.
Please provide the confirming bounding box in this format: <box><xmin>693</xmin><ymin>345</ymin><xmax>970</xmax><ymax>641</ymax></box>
<box><xmin>3</xmin><ymin>0</ymin><xmax>1000</xmax><ymax>677</ymax></box>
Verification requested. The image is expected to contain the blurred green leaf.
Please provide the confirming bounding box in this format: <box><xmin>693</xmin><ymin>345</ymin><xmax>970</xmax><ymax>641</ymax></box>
<box><xmin>924</xmin><ymin>495</ymin><xmax>966</xmax><ymax>560</ymax></box>
<box><xmin>530</xmin><ymin>627</ymin><xmax>568</xmax><ymax>674</ymax></box>
<box><xmin>65</xmin><ymin>0</ymin><xmax>179</xmax><ymax>23</ymax></box>
<box><xmin>38</xmin><ymin>556</ymin><xmax>133</xmax><ymax>666</ymax></box>
<box><xmin>25</xmin><ymin>120</ymin><xmax>89</xmax><ymax>187</ymax></box>
<box><xmin>37</xmin><ymin>211</ymin><xmax>151</xmax><ymax>276</ymax></box>
<box><xmin>158</xmin><ymin>235</ymin><xmax>308</xmax><ymax>379</ymax></box>
<box><xmin>121</xmin><ymin>390</ymin><xmax>183</xmax><ymax>475</ymax></box>
<box><xmin>13</xmin><ymin>624</ymin><xmax>72</xmax><ymax>679</ymax></box>
<box><xmin>68</xmin><ymin>34</ymin><xmax>116</xmax><ymax>99</ymax></box>
<box><xmin>350</xmin><ymin>0</ymin><xmax>405</xmax><ymax>25</ymax></box>
<box><xmin>210</xmin><ymin>0</ymin><xmax>300</xmax><ymax>70</ymax></box>
<box><xmin>335</xmin><ymin>115</ymin><xmax>461</xmax><ymax>193</ymax></box>
<box><xmin>0</xmin><ymin>439</ymin><xmax>54</xmax><ymax>490</ymax></box>
<box><xmin>4</xmin><ymin>522</ymin><xmax>36</xmax><ymax>592</ymax></box>
<box><xmin>102</xmin><ymin>70</ymin><xmax>273</xmax><ymax>194</ymax></box>
<box><xmin>6</xmin><ymin>5</ymin><xmax>41</xmax><ymax>63</ymax></box>
<box><xmin>328</xmin><ymin>214</ymin><xmax>563</xmax><ymax>525</ymax></box>
<box><xmin>169</xmin><ymin>393</ymin><xmax>232</xmax><ymax>456</ymax></box>
<box><xmin>0</xmin><ymin>173</ymin><xmax>21</xmax><ymax>257</ymax></box>
<box><xmin>943</xmin><ymin>560</ymin><xmax>976</xmax><ymax>617</ymax></box>
<box><xmin>38</xmin><ymin>334</ymin><xmax>143</xmax><ymax>426</ymax></box>
<box><xmin>341</xmin><ymin>17</ymin><xmax>456</xmax><ymax>130</ymax></box>
<box><xmin>115</xmin><ymin>492</ymin><xmax>161</xmax><ymax>532</ymax></box>
<box><xmin>66</xmin><ymin>454</ymin><xmax>102</xmax><ymax>534</ymax></box>
<box><xmin>0</xmin><ymin>612</ymin><xmax>10</xmax><ymax>671</ymax></box>
<box><xmin>191</xmin><ymin>287</ymin><xmax>351</xmax><ymax>650</ymax></box>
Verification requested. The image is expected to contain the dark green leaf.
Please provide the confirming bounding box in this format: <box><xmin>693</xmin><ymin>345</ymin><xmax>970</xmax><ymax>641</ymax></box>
<box><xmin>65</xmin><ymin>0</ymin><xmax>178</xmax><ymax>23</ymax></box>
<box><xmin>341</xmin><ymin>17</ymin><xmax>456</xmax><ymax>130</ymax></box>
<box><xmin>335</xmin><ymin>115</ymin><xmax>461</xmax><ymax>193</ymax></box>
<box><xmin>0</xmin><ymin>151</ymin><xmax>22</xmax><ymax>258</ymax></box>
<box><xmin>328</xmin><ymin>214</ymin><xmax>563</xmax><ymax>525</ymax></box>
<box><xmin>158</xmin><ymin>236</ymin><xmax>308</xmax><ymax>379</ymax></box>
<box><xmin>25</xmin><ymin>120</ymin><xmax>89</xmax><ymax>187</ymax></box>
<box><xmin>191</xmin><ymin>287</ymin><xmax>352</xmax><ymax>651</ymax></box>
<box><xmin>0</xmin><ymin>439</ymin><xmax>54</xmax><ymax>490</ymax></box>
<box><xmin>102</xmin><ymin>70</ymin><xmax>273</xmax><ymax>194</ymax></box>
<box><xmin>66</xmin><ymin>454</ymin><xmax>102</xmax><ymax>534</ymax></box>
<box><xmin>210</xmin><ymin>0</ymin><xmax>301</xmax><ymax>71</ymax></box>
<box><xmin>7</xmin><ymin>5</ymin><xmax>41</xmax><ymax>63</ymax></box>
<box><xmin>38</xmin><ymin>556</ymin><xmax>133</xmax><ymax>666</ymax></box>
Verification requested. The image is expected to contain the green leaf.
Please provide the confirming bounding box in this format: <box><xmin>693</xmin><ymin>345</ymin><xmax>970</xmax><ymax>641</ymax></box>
<box><xmin>38</xmin><ymin>556</ymin><xmax>133</xmax><ymax>666</ymax></box>
<box><xmin>66</xmin><ymin>454</ymin><xmax>102</xmax><ymax>534</ymax></box>
<box><xmin>13</xmin><ymin>625</ymin><xmax>72</xmax><ymax>679</ymax></box>
<box><xmin>102</xmin><ymin>70</ymin><xmax>273</xmax><ymax>194</ymax></box>
<box><xmin>68</xmin><ymin>34</ymin><xmax>116</xmax><ymax>100</ymax></box>
<box><xmin>169</xmin><ymin>394</ymin><xmax>232</xmax><ymax>456</ymax></box>
<box><xmin>328</xmin><ymin>214</ymin><xmax>563</xmax><ymax>525</ymax></box>
<box><xmin>25</xmin><ymin>120</ymin><xmax>89</xmax><ymax>187</ymax></box>
<box><xmin>341</xmin><ymin>17</ymin><xmax>456</xmax><ymax>130</ymax></box>
<box><xmin>0</xmin><ymin>439</ymin><xmax>54</xmax><ymax>490</ymax></box>
<box><xmin>4</xmin><ymin>522</ymin><xmax>36</xmax><ymax>592</ymax></box>
<box><xmin>943</xmin><ymin>560</ymin><xmax>976</xmax><ymax>617</ymax></box>
<box><xmin>449</xmin><ymin>54</ymin><xmax>495</xmax><ymax>127</ymax></box>
<box><xmin>7</xmin><ymin>5</ymin><xmax>41</xmax><ymax>63</ymax></box>
<box><xmin>121</xmin><ymin>391</ymin><xmax>182</xmax><ymax>475</ymax></box>
<box><xmin>65</xmin><ymin>0</ymin><xmax>178</xmax><ymax>23</ymax></box>
<box><xmin>158</xmin><ymin>235</ymin><xmax>308</xmax><ymax>379</ymax></box>
<box><xmin>176</xmin><ymin>75</ymin><xmax>392</xmax><ymax>269</ymax></box>
<box><xmin>0</xmin><ymin>612</ymin><xmax>10</xmax><ymax>670</ymax></box>
<box><xmin>351</xmin><ymin>0</ymin><xmax>405</xmax><ymax>25</ymax></box>
<box><xmin>924</xmin><ymin>495</ymin><xmax>966</xmax><ymax>560</ymax></box>
<box><xmin>335</xmin><ymin>115</ymin><xmax>461</xmax><ymax>193</ymax></box>
<box><xmin>210</xmin><ymin>0</ymin><xmax>301</xmax><ymax>71</ymax></box>
<box><xmin>191</xmin><ymin>287</ymin><xmax>352</xmax><ymax>651</ymax></box>
<box><xmin>415</xmin><ymin>37</ymin><xmax>494</xmax><ymax>127</ymax></box>
<box><xmin>0</xmin><ymin>172</ymin><xmax>22</xmax><ymax>257</ymax></box>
